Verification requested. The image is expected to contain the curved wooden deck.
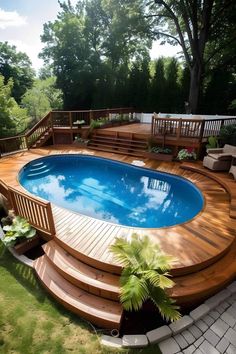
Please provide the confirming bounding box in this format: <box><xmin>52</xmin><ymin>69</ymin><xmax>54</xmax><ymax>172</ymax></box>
<box><xmin>1</xmin><ymin>146</ymin><xmax>236</xmax><ymax>321</ymax></box>
<box><xmin>0</xmin><ymin>146</ymin><xmax>235</xmax><ymax>277</ymax></box>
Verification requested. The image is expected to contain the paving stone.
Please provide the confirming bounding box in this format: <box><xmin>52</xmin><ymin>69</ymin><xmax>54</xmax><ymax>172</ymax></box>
<box><xmin>202</xmin><ymin>315</ymin><xmax>215</xmax><ymax>327</ymax></box>
<box><xmin>225</xmin><ymin>328</ymin><xmax>236</xmax><ymax>347</ymax></box>
<box><xmin>227</xmin><ymin>305</ymin><xmax>236</xmax><ymax>318</ymax></box>
<box><xmin>210</xmin><ymin>318</ymin><xmax>229</xmax><ymax>337</ymax></box>
<box><xmin>169</xmin><ymin>316</ymin><xmax>194</xmax><ymax>335</ymax></box>
<box><xmin>220</xmin><ymin>301</ymin><xmax>231</xmax><ymax>310</ymax></box>
<box><xmin>181</xmin><ymin>330</ymin><xmax>195</xmax><ymax>345</ymax></box>
<box><xmin>193</xmin><ymin>349</ymin><xmax>204</xmax><ymax>354</ymax></box>
<box><xmin>209</xmin><ymin>310</ymin><xmax>220</xmax><ymax>320</ymax></box>
<box><xmin>190</xmin><ymin>304</ymin><xmax>210</xmax><ymax>321</ymax></box>
<box><xmin>158</xmin><ymin>337</ymin><xmax>180</xmax><ymax>354</ymax></box>
<box><xmin>174</xmin><ymin>334</ymin><xmax>189</xmax><ymax>350</ymax></box>
<box><xmin>195</xmin><ymin>320</ymin><xmax>208</xmax><ymax>333</ymax></box>
<box><xmin>221</xmin><ymin>311</ymin><xmax>236</xmax><ymax>327</ymax></box>
<box><xmin>188</xmin><ymin>325</ymin><xmax>202</xmax><ymax>339</ymax></box>
<box><xmin>226</xmin><ymin>344</ymin><xmax>236</xmax><ymax>354</ymax></box>
<box><xmin>183</xmin><ymin>345</ymin><xmax>196</xmax><ymax>354</ymax></box>
<box><xmin>203</xmin><ymin>329</ymin><xmax>220</xmax><ymax>346</ymax></box>
<box><xmin>194</xmin><ymin>336</ymin><xmax>204</xmax><ymax>348</ymax></box>
<box><xmin>122</xmin><ymin>334</ymin><xmax>148</xmax><ymax>348</ymax></box>
<box><xmin>146</xmin><ymin>325</ymin><xmax>172</xmax><ymax>344</ymax></box>
<box><xmin>227</xmin><ymin>281</ymin><xmax>236</xmax><ymax>294</ymax></box>
<box><xmin>199</xmin><ymin>340</ymin><xmax>220</xmax><ymax>354</ymax></box>
<box><xmin>216</xmin><ymin>337</ymin><xmax>230</xmax><ymax>353</ymax></box>
<box><xmin>101</xmin><ymin>335</ymin><xmax>122</xmax><ymax>348</ymax></box>
<box><xmin>205</xmin><ymin>290</ymin><xmax>231</xmax><ymax>310</ymax></box>
<box><xmin>217</xmin><ymin>305</ymin><xmax>226</xmax><ymax>314</ymax></box>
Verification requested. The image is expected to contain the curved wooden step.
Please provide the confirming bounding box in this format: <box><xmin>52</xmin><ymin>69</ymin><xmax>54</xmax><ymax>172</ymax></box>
<box><xmin>43</xmin><ymin>240</ymin><xmax>120</xmax><ymax>301</ymax></box>
<box><xmin>171</xmin><ymin>238</ymin><xmax>236</xmax><ymax>307</ymax></box>
<box><xmin>34</xmin><ymin>255</ymin><xmax>123</xmax><ymax>329</ymax></box>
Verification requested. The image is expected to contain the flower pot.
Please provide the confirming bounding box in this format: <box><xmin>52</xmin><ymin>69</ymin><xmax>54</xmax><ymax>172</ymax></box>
<box><xmin>13</xmin><ymin>234</ymin><xmax>40</xmax><ymax>255</ymax></box>
<box><xmin>144</xmin><ymin>152</ymin><xmax>173</xmax><ymax>161</ymax></box>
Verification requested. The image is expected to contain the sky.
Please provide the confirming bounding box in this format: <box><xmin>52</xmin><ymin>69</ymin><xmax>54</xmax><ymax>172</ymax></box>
<box><xmin>0</xmin><ymin>0</ymin><xmax>181</xmax><ymax>73</ymax></box>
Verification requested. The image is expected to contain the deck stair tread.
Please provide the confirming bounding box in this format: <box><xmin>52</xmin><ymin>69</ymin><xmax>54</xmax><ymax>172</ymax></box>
<box><xmin>89</xmin><ymin>140</ymin><xmax>146</xmax><ymax>150</ymax></box>
<box><xmin>43</xmin><ymin>240</ymin><xmax>120</xmax><ymax>300</ymax></box>
<box><xmin>34</xmin><ymin>255</ymin><xmax>123</xmax><ymax>329</ymax></box>
<box><xmin>92</xmin><ymin>134</ymin><xmax>147</xmax><ymax>145</ymax></box>
<box><xmin>172</xmin><ymin>238</ymin><xmax>236</xmax><ymax>305</ymax></box>
<box><xmin>87</xmin><ymin>145</ymin><xmax>145</xmax><ymax>157</ymax></box>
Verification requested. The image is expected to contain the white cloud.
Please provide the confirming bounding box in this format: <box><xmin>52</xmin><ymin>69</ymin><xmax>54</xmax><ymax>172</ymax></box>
<box><xmin>0</xmin><ymin>8</ymin><xmax>27</xmax><ymax>29</ymax></box>
<box><xmin>7</xmin><ymin>40</ymin><xmax>43</xmax><ymax>72</ymax></box>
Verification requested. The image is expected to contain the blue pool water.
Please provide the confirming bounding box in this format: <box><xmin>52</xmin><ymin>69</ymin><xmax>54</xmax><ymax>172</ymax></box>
<box><xmin>19</xmin><ymin>155</ymin><xmax>204</xmax><ymax>228</ymax></box>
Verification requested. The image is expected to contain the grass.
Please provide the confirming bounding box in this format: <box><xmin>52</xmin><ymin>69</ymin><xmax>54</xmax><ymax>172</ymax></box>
<box><xmin>0</xmin><ymin>243</ymin><xmax>161</xmax><ymax>354</ymax></box>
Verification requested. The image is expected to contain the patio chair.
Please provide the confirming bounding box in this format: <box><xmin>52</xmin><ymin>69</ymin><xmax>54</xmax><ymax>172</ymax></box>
<box><xmin>203</xmin><ymin>144</ymin><xmax>236</xmax><ymax>171</ymax></box>
<box><xmin>229</xmin><ymin>155</ymin><xmax>236</xmax><ymax>180</ymax></box>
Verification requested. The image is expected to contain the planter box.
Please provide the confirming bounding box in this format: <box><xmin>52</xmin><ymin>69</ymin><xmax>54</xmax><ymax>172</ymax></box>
<box><xmin>13</xmin><ymin>234</ymin><xmax>40</xmax><ymax>255</ymax></box>
<box><xmin>144</xmin><ymin>152</ymin><xmax>173</xmax><ymax>161</ymax></box>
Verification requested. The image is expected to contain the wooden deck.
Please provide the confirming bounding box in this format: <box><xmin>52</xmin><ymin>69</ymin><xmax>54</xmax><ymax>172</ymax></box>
<box><xmin>1</xmin><ymin>145</ymin><xmax>236</xmax><ymax>315</ymax></box>
<box><xmin>0</xmin><ymin>145</ymin><xmax>235</xmax><ymax>274</ymax></box>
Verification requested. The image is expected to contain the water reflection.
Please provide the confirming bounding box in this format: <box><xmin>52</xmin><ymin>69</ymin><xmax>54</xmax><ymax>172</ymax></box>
<box><xmin>20</xmin><ymin>156</ymin><xmax>203</xmax><ymax>228</ymax></box>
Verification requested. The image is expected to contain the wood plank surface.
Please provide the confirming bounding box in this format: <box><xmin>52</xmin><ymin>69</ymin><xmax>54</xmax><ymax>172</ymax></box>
<box><xmin>0</xmin><ymin>146</ymin><xmax>235</xmax><ymax>278</ymax></box>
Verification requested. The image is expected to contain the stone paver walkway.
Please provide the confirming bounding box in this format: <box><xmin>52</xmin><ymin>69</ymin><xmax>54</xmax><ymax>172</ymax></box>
<box><xmin>101</xmin><ymin>281</ymin><xmax>236</xmax><ymax>353</ymax></box>
<box><xmin>159</xmin><ymin>283</ymin><xmax>236</xmax><ymax>354</ymax></box>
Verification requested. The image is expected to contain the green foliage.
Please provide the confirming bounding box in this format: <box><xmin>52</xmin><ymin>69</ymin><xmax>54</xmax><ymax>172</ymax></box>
<box><xmin>110</xmin><ymin>233</ymin><xmax>181</xmax><ymax>322</ymax></box>
<box><xmin>22</xmin><ymin>77</ymin><xmax>63</xmax><ymax>120</ymax></box>
<box><xmin>206</xmin><ymin>136</ymin><xmax>219</xmax><ymax>149</ymax></box>
<box><xmin>2</xmin><ymin>216</ymin><xmax>36</xmax><ymax>247</ymax></box>
<box><xmin>0</xmin><ymin>74</ymin><xmax>29</xmax><ymax>138</ymax></box>
<box><xmin>150</xmin><ymin>146</ymin><xmax>172</xmax><ymax>154</ymax></box>
<box><xmin>220</xmin><ymin>124</ymin><xmax>236</xmax><ymax>146</ymax></box>
<box><xmin>40</xmin><ymin>0</ymin><xmax>151</xmax><ymax>109</ymax></box>
<box><xmin>0</xmin><ymin>42</ymin><xmax>35</xmax><ymax>103</ymax></box>
<box><xmin>177</xmin><ymin>148</ymin><xmax>197</xmax><ymax>161</ymax></box>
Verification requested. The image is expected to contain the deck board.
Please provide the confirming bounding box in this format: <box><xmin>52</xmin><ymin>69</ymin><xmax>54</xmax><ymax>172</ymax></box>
<box><xmin>0</xmin><ymin>146</ymin><xmax>235</xmax><ymax>277</ymax></box>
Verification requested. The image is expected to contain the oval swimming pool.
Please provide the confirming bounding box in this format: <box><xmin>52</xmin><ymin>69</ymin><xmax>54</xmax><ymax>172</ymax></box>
<box><xmin>19</xmin><ymin>155</ymin><xmax>204</xmax><ymax>228</ymax></box>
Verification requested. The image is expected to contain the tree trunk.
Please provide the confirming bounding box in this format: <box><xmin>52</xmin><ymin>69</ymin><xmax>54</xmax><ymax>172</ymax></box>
<box><xmin>187</xmin><ymin>63</ymin><xmax>202</xmax><ymax>114</ymax></box>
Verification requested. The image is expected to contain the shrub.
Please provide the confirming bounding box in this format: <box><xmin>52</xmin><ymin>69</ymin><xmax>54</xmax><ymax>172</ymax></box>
<box><xmin>220</xmin><ymin>124</ymin><xmax>236</xmax><ymax>146</ymax></box>
<box><xmin>1</xmin><ymin>216</ymin><xmax>36</xmax><ymax>247</ymax></box>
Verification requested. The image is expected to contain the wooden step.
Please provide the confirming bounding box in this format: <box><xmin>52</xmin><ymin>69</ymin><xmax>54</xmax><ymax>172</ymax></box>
<box><xmin>87</xmin><ymin>145</ymin><xmax>144</xmax><ymax>157</ymax></box>
<box><xmin>93</xmin><ymin>134</ymin><xmax>147</xmax><ymax>146</ymax></box>
<box><xmin>34</xmin><ymin>255</ymin><xmax>123</xmax><ymax>329</ymax></box>
<box><xmin>171</xmin><ymin>238</ymin><xmax>236</xmax><ymax>307</ymax></box>
<box><xmin>43</xmin><ymin>240</ymin><xmax>120</xmax><ymax>301</ymax></box>
<box><xmin>90</xmin><ymin>139</ymin><xmax>147</xmax><ymax>150</ymax></box>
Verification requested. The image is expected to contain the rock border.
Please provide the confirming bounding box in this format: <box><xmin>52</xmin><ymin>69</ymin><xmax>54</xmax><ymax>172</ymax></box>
<box><xmin>101</xmin><ymin>281</ymin><xmax>236</xmax><ymax>351</ymax></box>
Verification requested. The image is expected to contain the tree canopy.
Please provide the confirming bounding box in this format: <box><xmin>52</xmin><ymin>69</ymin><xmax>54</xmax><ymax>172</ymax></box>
<box><xmin>147</xmin><ymin>0</ymin><xmax>236</xmax><ymax>113</ymax></box>
<box><xmin>0</xmin><ymin>42</ymin><xmax>35</xmax><ymax>103</ymax></box>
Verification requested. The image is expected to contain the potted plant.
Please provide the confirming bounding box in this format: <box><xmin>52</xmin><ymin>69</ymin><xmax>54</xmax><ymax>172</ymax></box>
<box><xmin>177</xmin><ymin>147</ymin><xmax>197</xmax><ymax>162</ymax></box>
<box><xmin>74</xmin><ymin>134</ymin><xmax>90</xmax><ymax>146</ymax></box>
<box><xmin>1</xmin><ymin>216</ymin><xmax>39</xmax><ymax>255</ymax></box>
<box><xmin>109</xmin><ymin>233</ymin><xmax>181</xmax><ymax>322</ymax></box>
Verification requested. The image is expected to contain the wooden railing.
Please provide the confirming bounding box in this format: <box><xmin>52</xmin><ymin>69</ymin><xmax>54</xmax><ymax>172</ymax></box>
<box><xmin>51</xmin><ymin>107</ymin><xmax>134</xmax><ymax>128</ymax></box>
<box><xmin>0</xmin><ymin>107</ymin><xmax>133</xmax><ymax>156</ymax></box>
<box><xmin>8</xmin><ymin>187</ymin><xmax>56</xmax><ymax>236</ymax></box>
<box><xmin>25</xmin><ymin>112</ymin><xmax>52</xmax><ymax>147</ymax></box>
<box><xmin>0</xmin><ymin>135</ymin><xmax>27</xmax><ymax>156</ymax></box>
<box><xmin>152</xmin><ymin>114</ymin><xmax>236</xmax><ymax>141</ymax></box>
<box><xmin>0</xmin><ymin>179</ymin><xmax>55</xmax><ymax>237</ymax></box>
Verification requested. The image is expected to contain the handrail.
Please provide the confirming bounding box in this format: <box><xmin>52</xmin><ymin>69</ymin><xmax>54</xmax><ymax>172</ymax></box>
<box><xmin>7</xmin><ymin>186</ymin><xmax>56</xmax><ymax>237</ymax></box>
<box><xmin>25</xmin><ymin>112</ymin><xmax>51</xmax><ymax>137</ymax></box>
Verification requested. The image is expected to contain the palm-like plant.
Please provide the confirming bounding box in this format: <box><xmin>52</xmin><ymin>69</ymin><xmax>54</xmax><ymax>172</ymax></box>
<box><xmin>110</xmin><ymin>233</ymin><xmax>181</xmax><ymax>322</ymax></box>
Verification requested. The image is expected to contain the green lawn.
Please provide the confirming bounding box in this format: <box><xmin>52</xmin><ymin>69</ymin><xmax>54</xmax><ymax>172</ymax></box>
<box><xmin>0</xmin><ymin>243</ymin><xmax>161</xmax><ymax>354</ymax></box>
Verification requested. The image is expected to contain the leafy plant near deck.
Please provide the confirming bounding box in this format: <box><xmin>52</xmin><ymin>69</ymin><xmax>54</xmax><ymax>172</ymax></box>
<box><xmin>110</xmin><ymin>233</ymin><xmax>181</xmax><ymax>322</ymax></box>
<box><xmin>2</xmin><ymin>216</ymin><xmax>36</xmax><ymax>247</ymax></box>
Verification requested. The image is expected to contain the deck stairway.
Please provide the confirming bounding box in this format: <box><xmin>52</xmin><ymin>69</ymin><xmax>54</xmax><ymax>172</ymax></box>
<box><xmin>87</xmin><ymin>133</ymin><xmax>148</xmax><ymax>157</ymax></box>
<box><xmin>34</xmin><ymin>240</ymin><xmax>123</xmax><ymax>329</ymax></box>
<box><xmin>31</xmin><ymin>129</ymin><xmax>52</xmax><ymax>148</ymax></box>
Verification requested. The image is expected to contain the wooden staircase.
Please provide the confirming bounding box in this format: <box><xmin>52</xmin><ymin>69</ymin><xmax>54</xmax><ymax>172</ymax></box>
<box><xmin>31</xmin><ymin>129</ymin><xmax>52</xmax><ymax>148</ymax></box>
<box><xmin>34</xmin><ymin>240</ymin><xmax>123</xmax><ymax>329</ymax></box>
<box><xmin>88</xmin><ymin>133</ymin><xmax>147</xmax><ymax>157</ymax></box>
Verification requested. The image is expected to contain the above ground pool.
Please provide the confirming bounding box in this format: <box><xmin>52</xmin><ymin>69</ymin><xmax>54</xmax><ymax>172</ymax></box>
<box><xmin>19</xmin><ymin>155</ymin><xmax>204</xmax><ymax>228</ymax></box>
